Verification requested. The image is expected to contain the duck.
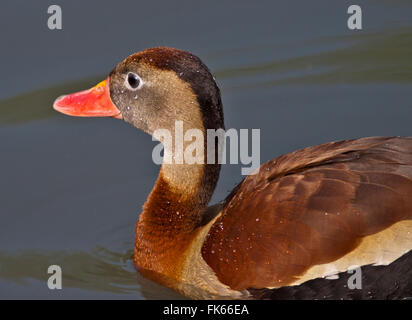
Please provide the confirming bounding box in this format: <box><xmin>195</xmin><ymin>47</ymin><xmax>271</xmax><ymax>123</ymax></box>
<box><xmin>53</xmin><ymin>47</ymin><xmax>412</xmax><ymax>299</ymax></box>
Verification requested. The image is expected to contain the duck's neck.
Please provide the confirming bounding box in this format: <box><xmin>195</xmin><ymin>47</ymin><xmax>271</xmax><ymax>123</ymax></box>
<box><xmin>142</xmin><ymin>161</ymin><xmax>219</xmax><ymax>232</ymax></box>
<box><xmin>134</xmin><ymin>147</ymin><xmax>221</xmax><ymax>280</ymax></box>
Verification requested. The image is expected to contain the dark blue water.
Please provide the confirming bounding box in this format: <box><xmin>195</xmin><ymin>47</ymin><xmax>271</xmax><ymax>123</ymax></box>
<box><xmin>0</xmin><ymin>0</ymin><xmax>411</xmax><ymax>299</ymax></box>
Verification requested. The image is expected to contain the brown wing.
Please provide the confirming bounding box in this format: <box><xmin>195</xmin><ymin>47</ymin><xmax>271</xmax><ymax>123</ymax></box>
<box><xmin>201</xmin><ymin>137</ymin><xmax>412</xmax><ymax>290</ymax></box>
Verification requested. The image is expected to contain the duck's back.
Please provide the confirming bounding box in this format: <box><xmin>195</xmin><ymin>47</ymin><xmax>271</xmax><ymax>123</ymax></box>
<box><xmin>201</xmin><ymin>136</ymin><xmax>412</xmax><ymax>296</ymax></box>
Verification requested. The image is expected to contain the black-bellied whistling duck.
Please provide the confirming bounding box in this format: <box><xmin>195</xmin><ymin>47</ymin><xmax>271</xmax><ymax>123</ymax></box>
<box><xmin>53</xmin><ymin>47</ymin><xmax>412</xmax><ymax>299</ymax></box>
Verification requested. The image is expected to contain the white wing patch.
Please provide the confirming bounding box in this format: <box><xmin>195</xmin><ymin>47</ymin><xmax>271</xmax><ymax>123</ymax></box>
<box><xmin>289</xmin><ymin>219</ymin><xmax>412</xmax><ymax>286</ymax></box>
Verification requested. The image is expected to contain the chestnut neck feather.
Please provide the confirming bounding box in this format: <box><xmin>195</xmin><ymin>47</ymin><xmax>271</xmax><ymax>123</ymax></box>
<box><xmin>142</xmin><ymin>163</ymin><xmax>217</xmax><ymax>233</ymax></box>
<box><xmin>134</xmin><ymin>133</ymin><xmax>222</xmax><ymax>278</ymax></box>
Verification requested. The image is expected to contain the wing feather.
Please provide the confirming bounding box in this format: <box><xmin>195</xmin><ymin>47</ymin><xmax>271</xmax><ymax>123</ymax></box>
<box><xmin>201</xmin><ymin>137</ymin><xmax>412</xmax><ymax>290</ymax></box>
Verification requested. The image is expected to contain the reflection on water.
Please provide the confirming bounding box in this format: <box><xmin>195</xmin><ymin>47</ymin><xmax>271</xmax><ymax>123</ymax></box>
<box><xmin>0</xmin><ymin>77</ymin><xmax>102</xmax><ymax>126</ymax></box>
<box><xmin>0</xmin><ymin>247</ymin><xmax>184</xmax><ymax>299</ymax></box>
<box><xmin>0</xmin><ymin>247</ymin><xmax>137</xmax><ymax>293</ymax></box>
<box><xmin>216</xmin><ymin>27</ymin><xmax>412</xmax><ymax>89</ymax></box>
<box><xmin>1</xmin><ymin>3</ymin><xmax>412</xmax><ymax>299</ymax></box>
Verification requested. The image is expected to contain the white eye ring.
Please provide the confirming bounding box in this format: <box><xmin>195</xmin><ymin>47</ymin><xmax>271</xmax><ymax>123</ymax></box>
<box><xmin>125</xmin><ymin>72</ymin><xmax>143</xmax><ymax>90</ymax></box>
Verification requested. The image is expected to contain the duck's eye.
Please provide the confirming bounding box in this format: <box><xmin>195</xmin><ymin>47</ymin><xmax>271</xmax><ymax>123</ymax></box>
<box><xmin>126</xmin><ymin>72</ymin><xmax>142</xmax><ymax>90</ymax></box>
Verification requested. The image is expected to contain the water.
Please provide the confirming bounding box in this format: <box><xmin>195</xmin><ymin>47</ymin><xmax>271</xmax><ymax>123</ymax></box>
<box><xmin>1</xmin><ymin>0</ymin><xmax>411</xmax><ymax>299</ymax></box>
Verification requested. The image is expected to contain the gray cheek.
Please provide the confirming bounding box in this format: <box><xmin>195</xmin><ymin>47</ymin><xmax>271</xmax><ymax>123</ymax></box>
<box><xmin>122</xmin><ymin>106</ymin><xmax>150</xmax><ymax>134</ymax></box>
<box><xmin>114</xmin><ymin>90</ymin><xmax>133</xmax><ymax>114</ymax></box>
<box><xmin>122</xmin><ymin>104</ymin><xmax>136</xmax><ymax>121</ymax></box>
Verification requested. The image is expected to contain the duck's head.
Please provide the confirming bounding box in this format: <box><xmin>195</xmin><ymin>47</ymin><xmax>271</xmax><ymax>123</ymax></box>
<box><xmin>53</xmin><ymin>47</ymin><xmax>224</xmax><ymax>137</ymax></box>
